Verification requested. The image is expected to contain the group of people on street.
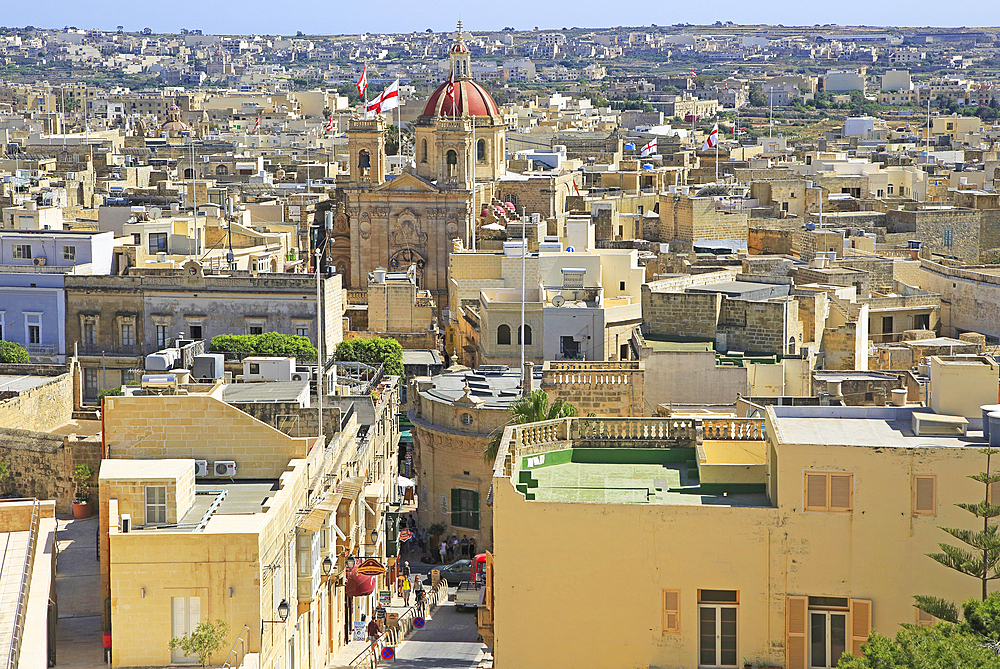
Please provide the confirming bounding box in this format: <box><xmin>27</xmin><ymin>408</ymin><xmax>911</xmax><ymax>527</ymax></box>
<box><xmin>437</xmin><ymin>534</ymin><xmax>477</xmax><ymax>563</ymax></box>
<box><xmin>398</xmin><ymin>560</ymin><xmax>427</xmax><ymax>614</ymax></box>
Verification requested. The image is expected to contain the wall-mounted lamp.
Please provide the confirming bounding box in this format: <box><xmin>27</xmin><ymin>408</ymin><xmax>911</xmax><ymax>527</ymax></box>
<box><xmin>263</xmin><ymin>599</ymin><xmax>290</xmax><ymax>626</ymax></box>
<box><xmin>229</xmin><ymin>587</ymin><xmax>234</xmax><ymax>598</ymax></box>
<box><xmin>140</xmin><ymin>588</ymin><xmax>145</xmax><ymax>598</ymax></box>
<box><xmin>322</xmin><ymin>556</ymin><xmax>333</xmax><ymax>575</ymax></box>
<box><xmin>370</xmin><ymin>529</ymin><xmax>378</xmax><ymax>544</ymax></box>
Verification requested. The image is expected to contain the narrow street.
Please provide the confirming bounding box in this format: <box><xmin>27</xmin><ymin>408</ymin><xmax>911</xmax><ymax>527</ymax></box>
<box><xmin>389</xmin><ymin>597</ymin><xmax>490</xmax><ymax>668</ymax></box>
<box><xmin>54</xmin><ymin>516</ymin><xmax>106</xmax><ymax>669</ymax></box>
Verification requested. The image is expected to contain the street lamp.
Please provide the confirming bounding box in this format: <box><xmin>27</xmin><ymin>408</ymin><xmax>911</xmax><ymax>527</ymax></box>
<box><xmin>277</xmin><ymin>599</ymin><xmax>290</xmax><ymax>621</ymax></box>
<box><xmin>322</xmin><ymin>556</ymin><xmax>333</xmax><ymax>575</ymax></box>
<box><xmin>370</xmin><ymin>529</ymin><xmax>378</xmax><ymax>545</ymax></box>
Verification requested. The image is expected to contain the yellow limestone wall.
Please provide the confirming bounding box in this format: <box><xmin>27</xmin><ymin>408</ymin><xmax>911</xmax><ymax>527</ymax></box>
<box><xmin>492</xmin><ymin>432</ymin><xmax>992</xmax><ymax>668</ymax></box>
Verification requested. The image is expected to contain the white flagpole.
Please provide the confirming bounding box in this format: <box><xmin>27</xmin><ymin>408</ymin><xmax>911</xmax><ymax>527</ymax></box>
<box><xmin>716</xmin><ymin>128</ymin><xmax>719</xmax><ymax>183</ymax></box>
<box><xmin>397</xmin><ymin>79</ymin><xmax>402</xmax><ymax>173</ymax></box>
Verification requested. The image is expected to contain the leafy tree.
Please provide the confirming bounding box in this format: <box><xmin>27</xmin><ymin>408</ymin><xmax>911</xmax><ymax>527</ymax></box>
<box><xmin>0</xmin><ymin>461</ymin><xmax>13</xmax><ymax>496</ymax></box>
<box><xmin>97</xmin><ymin>387</ymin><xmax>124</xmax><ymax>401</ymax></box>
<box><xmin>483</xmin><ymin>390</ymin><xmax>579</xmax><ymax>464</ymax></box>
<box><xmin>748</xmin><ymin>84</ymin><xmax>767</xmax><ymax>107</ymax></box>
<box><xmin>168</xmin><ymin>619</ymin><xmax>230</xmax><ymax>669</ymax></box>
<box><xmin>334</xmin><ymin>337</ymin><xmax>403</xmax><ymax>377</ymax></box>
<box><xmin>924</xmin><ymin>448</ymin><xmax>1000</xmax><ymax>602</ymax></box>
<box><xmin>386</xmin><ymin>123</ymin><xmax>413</xmax><ymax>156</ymax></box>
<box><xmin>73</xmin><ymin>464</ymin><xmax>94</xmax><ymax>502</ymax></box>
<box><xmin>0</xmin><ymin>341</ymin><xmax>29</xmax><ymax>364</ymax></box>
<box><xmin>837</xmin><ymin>623</ymin><xmax>1000</xmax><ymax>669</ymax></box>
<box><xmin>210</xmin><ymin>333</ymin><xmax>317</xmax><ymax>360</ymax></box>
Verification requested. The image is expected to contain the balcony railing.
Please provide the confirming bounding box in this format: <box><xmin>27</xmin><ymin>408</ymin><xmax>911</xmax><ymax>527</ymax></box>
<box><xmin>77</xmin><ymin>343</ymin><xmax>143</xmax><ymax>357</ymax></box>
<box><xmin>26</xmin><ymin>344</ymin><xmax>59</xmax><ymax>356</ymax></box>
<box><xmin>702</xmin><ymin>417</ymin><xmax>766</xmax><ymax>441</ymax></box>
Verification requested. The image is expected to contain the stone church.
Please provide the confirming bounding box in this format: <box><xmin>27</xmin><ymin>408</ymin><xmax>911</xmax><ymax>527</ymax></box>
<box><xmin>334</xmin><ymin>24</ymin><xmax>506</xmax><ymax>315</ymax></box>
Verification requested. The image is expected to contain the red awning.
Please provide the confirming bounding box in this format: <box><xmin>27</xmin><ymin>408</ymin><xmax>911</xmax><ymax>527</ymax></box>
<box><xmin>345</xmin><ymin>568</ymin><xmax>376</xmax><ymax>598</ymax></box>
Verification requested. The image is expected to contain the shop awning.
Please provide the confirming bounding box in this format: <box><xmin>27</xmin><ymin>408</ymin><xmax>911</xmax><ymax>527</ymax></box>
<box><xmin>345</xmin><ymin>568</ymin><xmax>376</xmax><ymax>598</ymax></box>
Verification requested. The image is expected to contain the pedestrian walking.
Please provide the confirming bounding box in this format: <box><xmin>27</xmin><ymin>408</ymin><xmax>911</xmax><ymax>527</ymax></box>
<box><xmin>366</xmin><ymin>616</ymin><xmax>381</xmax><ymax>658</ymax></box>
<box><xmin>460</xmin><ymin>535</ymin><xmax>469</xmax><ymax>557</ymax></box>
<box><xmin>415</xmin><ymin>584</ymin><xmax>427</xmax><ymax>617</ymax></box>
<box><xmin>450</xmin><ymin>535</ymin><xmax>459</xmax><ymax>560</ymax></box>
<box><xmin>402</xmin><ymin>575</ymin><xmax>411</xmax><ymax>606</ymax></box>
<box><xmin>402</xmin><ymin>560</ymin><xmax>411</xmax><ymax>579</ymax></box>
<box><xmin>439</xmin><ymin>540</ymin><xmax>447</xmax><ymax>564</ymax></box>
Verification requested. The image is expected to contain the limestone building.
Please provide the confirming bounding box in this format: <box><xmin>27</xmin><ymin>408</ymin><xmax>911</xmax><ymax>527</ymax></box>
<box><xmin>342</xmin><ymin>24</ymin><xmax>506</xmax><ymax>314</ymax></box>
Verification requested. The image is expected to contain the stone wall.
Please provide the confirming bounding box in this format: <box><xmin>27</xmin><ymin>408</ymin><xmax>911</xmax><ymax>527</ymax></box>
<box><xmin>718</xmin><ymin>299</ymin><xmax>801</xmax><ymax>356</ymax></box>
<box><xmin>748</xmin><ymin>225</ymin><xmax>797</xmax><ymax>255</ymax></box>
<box><xmin>887</xmin><ymin>208</ymin><xmax>981</xmax><ymax>263</ymax></box>
<box><xmin>0</xmin><ymin>429</ymin><xmax>102</xmax><ymax>514</ymax></box>
<box><xmin>917</xmin><ymin>261</ymin><xmax>1000</xmax><ymax>339</ymax></box>
<box><xmin>541</xmin><ymin>361</ymin><xmax>644</xmax><ymax>417</ymax></box>
<box><xmin>0</xmin><ymin>371</ymin><xmax>73</xmax><ymax>433</ymax></box>
<box><xmin>641</xmin><ymin>291</ymin><xmax>722</xmax><ymax>340</ymax></box>
<box><xmin>343</xmin><ymin>329</ymin><xmax>438</xmax><ymax>350</ymax></box>
<box><xmin>980</xmin><ymin>210</ymin><xmax>1000</xmax><ymax>262</ymax></box>
<box><xmin>229</xmin><ymin>402</ymin><xmax>342</xmax><ymax>440</ymax></box>
<box><xmin>643</xmin><ymin>350</ymin><xmax>747</xmax><ymax>409</ymax></box>
<box><xmin>836</xmin><ymin>258</ymin><xmax>895</xmax><ymax>293</ymax></box>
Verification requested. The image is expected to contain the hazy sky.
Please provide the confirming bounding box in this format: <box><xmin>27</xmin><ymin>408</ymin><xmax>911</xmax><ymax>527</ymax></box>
<box><xmin>3</xmin><ymin>0</ymin><xmax>998</xmax><ymax>35</ymax></box>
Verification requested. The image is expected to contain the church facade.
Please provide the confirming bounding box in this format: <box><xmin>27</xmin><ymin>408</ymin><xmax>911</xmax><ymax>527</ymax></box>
<box><xmin>339</xmin><ymin>25</ymin><xmax>506</xmax><ymax>314</ymax></box>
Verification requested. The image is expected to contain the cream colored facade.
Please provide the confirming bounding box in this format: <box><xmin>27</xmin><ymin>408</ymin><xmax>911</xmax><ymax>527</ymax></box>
<box><xmin>490</xmin><ymin>400</ymin><xmax>1000</xmax><ymax>668</ymax></box>
<box><xmin>98</xmin><ymin>377</ymin><xmax>402</xmax><ymax>669</ymax></box>
<box><xmin>448</xmin><ymin>246</ymin><xmax>644</xmax><ymax>367</ymax></box>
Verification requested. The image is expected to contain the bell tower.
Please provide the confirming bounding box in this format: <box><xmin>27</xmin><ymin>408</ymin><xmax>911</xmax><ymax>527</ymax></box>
<box><xmin>450</xmin><ymin>21</ymin><xmax>472</xmax><ymax>80</ymax></box>
<box><xmin>347</xmin><ymin>116</ymin><xmax>386</xmax><ymax>188</ymax></box>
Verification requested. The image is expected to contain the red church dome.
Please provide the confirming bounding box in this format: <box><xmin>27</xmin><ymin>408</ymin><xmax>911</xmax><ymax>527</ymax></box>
<box><xmin>421</xmin><ymin>78</ymin><xmax>501</xmax><ymax>119</ymax></box>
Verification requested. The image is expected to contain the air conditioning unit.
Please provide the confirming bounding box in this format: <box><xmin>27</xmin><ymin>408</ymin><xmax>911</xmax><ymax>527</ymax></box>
<box><xmin>195</xmin><ymin>460</ymin><xmax>209</xmax><ymax>477</ymax></box>
<box><xmin>214</xmin><ymin>460</ymin><xmax>237</xmax><ymax>477</ymax></box>
<box><xmin>33</xmin><ymin>257</ymin><xmax>46</xmax><ymax>266</ymax></box>
<box><xmin>121</xmin><ymin>514</ymin><xmax>131</xmax><ymax>533</ymax></box>
<box><xmin>291</xmin><ymin>370</ymin><xmax>311</xmax><ymax>382</ymax></box>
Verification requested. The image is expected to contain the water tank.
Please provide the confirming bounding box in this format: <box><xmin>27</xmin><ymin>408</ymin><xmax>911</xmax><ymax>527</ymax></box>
<box><xmin>372</xmin><ymin>268</ymin><xmax>387</xmax><ymax>283</ymax></box>
<box><xmin>982</xmin><ymin>405</ymin><xmax>1000</xmax><ymax>440</ymax></box>
<box><xmin>805</xmin><ymin>221</ymin><xmax>816</xmax><ymax>231</ymax></box>
<box><xmin>990</xmin><ymin>412</ymin><xmax>1000</xmax><ymax>448</ymax></box>
<box><xmin>890</xmin><ymin>389</ymin><xmax>907</xmax><ymax>406</ymax></box>
<box><xmin>145</xmin><ymin>353</ymin><xmax>173</xmax><ymax>372</ymax></box>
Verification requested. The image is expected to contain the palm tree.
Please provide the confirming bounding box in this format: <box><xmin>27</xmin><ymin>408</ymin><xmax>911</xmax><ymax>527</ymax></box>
<box><xmin>483</xmin><ymin>390</ymin><xmax>578</xmax><ymax>464</ymax></box>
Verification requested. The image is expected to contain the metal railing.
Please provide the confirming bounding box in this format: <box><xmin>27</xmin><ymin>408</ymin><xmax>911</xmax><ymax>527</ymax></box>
<box><xmin>221</xmin><ymin>624</ymin><xmax>251</xmax><ymax>669</ymax></box>
<box><xmin>348</xmin><ymin>579</ymin><xmax>448</xmax><ymax>668</ymax></box>
<box><xmin>6</xmin><ymin>500</ymin><xmax>40</xmax><ymax>669</ymax></box>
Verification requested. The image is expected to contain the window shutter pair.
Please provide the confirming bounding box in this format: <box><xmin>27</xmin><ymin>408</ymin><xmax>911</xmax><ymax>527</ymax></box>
<box><xmin>804</xmin><ymin>472</ymin><xmax>853</xmax><ymax>512</ymax></box>
<box><xmin>450</xmin><ymin>488</ymin><xmax>460</xmax><ymax>525</ymax></box>
<box><xmin>471</xmin><ymin>490</ymin><xmax>480</xmax><ymax>530</ymax></box>
<box><xmin>786</xmin><ymin>597</ymin><xmax>871</xmax><ymax>666</ymax></box>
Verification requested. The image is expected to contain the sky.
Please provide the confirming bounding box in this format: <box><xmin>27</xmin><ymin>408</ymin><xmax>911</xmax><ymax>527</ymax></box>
<box><xmin>3</xmin><ymin>0</ymin><xmax>999</xmax><ymax>36</ymax></box>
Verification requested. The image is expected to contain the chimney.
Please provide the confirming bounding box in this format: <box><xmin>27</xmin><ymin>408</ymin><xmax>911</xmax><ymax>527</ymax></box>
<box><xmin>522</xmin><ymin>361</ymin><xmax>534</xmax><ymax>398</ymax></box>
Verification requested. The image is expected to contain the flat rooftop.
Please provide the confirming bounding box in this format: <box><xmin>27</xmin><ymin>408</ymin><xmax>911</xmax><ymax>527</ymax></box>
<box><xmin>686</xmin><ymin>280</ymin><xmax>790</xmax><ymax>298</ymax></box>
<box><xmin>771</xmin><ymin>406</ymin><xmax>984</xmax><ymax>448</ymax></box>
<box><xmin>402</xmin><ymin>350</ymin><xmax>442</xmax><ymax>367</ymax></box>
<box><xmin>137</xmin><ymin>481</ymin><xmax>280</xmax><ymax>533</ymax></box>
<box><xmin>525</xmin><ymin>461</ymin><xmax>769</xmax><ymax>507</ymax></box>
<box><xmin>421</xmin><ymin>369</ymin><xmax>538</xmax><ymax>409</ymax></box>
<box><xmin>222</xmin><ymin>380</ymin><xmax>309</xmax><ymax>404</ymax></box>
<box><xmin>0</xmin><ymin>375</ymin><xmax>54</xmax><ymax>394</ymax></box>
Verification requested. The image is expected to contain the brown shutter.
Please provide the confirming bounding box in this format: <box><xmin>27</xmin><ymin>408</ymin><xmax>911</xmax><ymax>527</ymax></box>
<box><xmin>913</xmin><ymin>476</ymin><xmax>936</xmax><ymax>515</ymax></box>
<box><xmin>662</xmin><ymin>589</ymin><xmax>680</xmax><ymax>634</ymax></box>
<box><xmin>916</xmin><ymin>607</ymin><xmax>934</xmax><ymax>626</ymax></box>
<box><xmin>806</xmin><ymin>473</ymin><xmax>827</xmax><ymax>510</ymax></box>
<box><xmin>786</xmin><ymin>596</ymin><xmax>808</xmax><ymax>669</ymax></box>
<box><xmin>989</xmin><ymin>481</ymin><xmax>1000</xmax><ymax>504</ymax></box>
<box><xmin>850</xmin><ymin>598</ymin><xmax>872</xmax><ymax>657</ymax></box>
<box><xmin>830</xmin><ymin>474</ymin><xmax>853</xmax><ymax>512</ymax></box>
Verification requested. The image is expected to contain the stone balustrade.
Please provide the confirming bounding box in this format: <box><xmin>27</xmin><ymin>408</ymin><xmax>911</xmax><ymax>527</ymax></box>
<box><xmin>701</xmin><ymin>417</ymin><xmax>766</xmax><ymax>441</ymax></box>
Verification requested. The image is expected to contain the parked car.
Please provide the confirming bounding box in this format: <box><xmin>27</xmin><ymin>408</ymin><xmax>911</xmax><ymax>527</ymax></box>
<box><xmin>436</xmin><ymin>559</ymin><xmax>472</xmax><ymax>586</ymax></box>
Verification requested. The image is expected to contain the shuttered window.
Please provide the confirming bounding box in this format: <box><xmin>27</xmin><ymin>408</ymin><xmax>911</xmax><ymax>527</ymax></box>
<box><xmin>786</xmin><ymin>596</ymin><xmax>808</xmax><ymax>669</ymax></box>
<box><xmin>662</xmin><ymin>589</ymin><xmax>680</xmax><ymax>634</ymax></box>
<box><xmin>913</xmin><ymin>475</ymin><xmax>936</xmax><ymax>516</ymax></box>
<box><xmin>850</xmin><ymin>599</ymin><xmax>872</xmax><ymax>658</ymax></box>
<box><xmin>916</xmin><ymin>608</ymin><xmax>935</xmax><ymax>626</ymax></box>
<box><xmin>804</xmin><ymin>472</ymin><xmax>853</xmax><ymax>513</ymax></box>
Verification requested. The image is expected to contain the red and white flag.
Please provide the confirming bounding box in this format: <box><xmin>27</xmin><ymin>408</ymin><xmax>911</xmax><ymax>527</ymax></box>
<box><xmin>640</xmin><ymin>138</ymin><xmax>657</xmax><ymax>157</ymax></box>
<box><xmin>252</xmin><ymin>116</ymin><xmax>260</xmax><ymax>132</ymax></box>
<box><xmin>691</xmin><ymin>68</ymin><xmax>697</xmax><ymax>77</ymax></box>
<box><xmin>365</xmin><ymin>79</ymin><xmax>400</xmax><ymax>115</ymax></box>
<box><xmin>445</xmin><ymin>70</ymin><xmax>456</xmax><ymax>105</ymax></box>
<box><xmin>702</xmin><ymin>122</ymin><xmax>719</xmax><ymax>151</ymax></box>
<box><xmin>356</xmin><ymin>65</ymin><xmax>368</xmax><ymax>99</ymax></box>
<box><xmin>325</xmin><ymin>114</ymin><xmax>334</xmax><ymax>132</ymax></box>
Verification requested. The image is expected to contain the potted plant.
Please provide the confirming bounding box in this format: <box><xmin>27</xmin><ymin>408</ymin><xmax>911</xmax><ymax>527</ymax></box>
<box><xmin>72</xmin><ymin>464</ymin><xmax>94</xmax><ymax>519</ymax></box>
<box><xmin>0</xmin><ymin>462</ymin><xmax>14</xmax><ymax>498</ymax></box>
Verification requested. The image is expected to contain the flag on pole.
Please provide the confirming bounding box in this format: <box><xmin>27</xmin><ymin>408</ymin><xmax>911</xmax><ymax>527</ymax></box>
<box><xmin>356</xmin><ymin>65</ymin><xmax>368</xmax><ymax>99</ymax></box>
<box><xmin>573</xmin><ymin>180</ymin><xmax>581</xmax><ymax>197</ymax></box>
<box><xmin>640</xmin><ymin>138</ymin><xmax>657</xmax><ymax>157</ymax></box>
<box><xmin>325</xmin><ymin>114</ymin><xmax>334</xmax><ymax>132</ymax></box>
<box><xmin>365</xmin><ymin>80</ymin><xmax>400</xmax><ymax>115</ymax></box>
<box><xmin>701</xmin><ymin>122</ymin><xmax>719</xmax><ymax>151</ymax></box>
<box><xmin>252</xmin><ymin>116</ymin><xmax>260</xmax><ymax>132</ymax></box>
<box><xmin>691</xmin><ymin>68</ymin><xmax>697</xmax><ymax>78</ymax></box>
<box><xmin>445</xmin><ymin>71</ymin><xmax>456</xmax><ymax>106</ymax></box>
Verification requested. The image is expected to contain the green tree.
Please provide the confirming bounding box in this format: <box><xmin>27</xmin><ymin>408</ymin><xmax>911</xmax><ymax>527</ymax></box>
<box><xmin>334</xmin><ymin>337</ymin><xmax>403</xmax><ymax>377</ymax></box>
<box><xmin>0</xmin><ymin>461</ymin><xmax>13</xmax><ymax>496</ymax></box>
<box><xmin>210</xmin><ymin>333</ymin><xmax>317</xmax><ymax>359</ymax></box>
<box><xmin>0</xmin><ymin>341</ymin><xmax>29</xmax><ymax>364</ymax></box>
<box><xmin>168</xmin><ymin>619</ymin><xmax>230</xmax><ymax>669</ymax></box>
<box><xmin>924</xmin><ymin>448</ymin><xmax>1000</xmax><ymax>602</ymax></box>
<box><xmin>838</xmin><ymin>623</ymin><xmax>1000</xmax><ymax>669</ymax></box>
<box><xmin>748</xmin><ymin>84</ymin><xmax>767</xmax><ymax>107</ymax></box>
<box><xmin>483</xmin><ymin>390</ymin><xmax>579</xmax><ymax>464</ymax></box>
<box><xmin>73</xmin><ymin>464</ymin><xmax>94</xmax><ymax>502</ymax></box>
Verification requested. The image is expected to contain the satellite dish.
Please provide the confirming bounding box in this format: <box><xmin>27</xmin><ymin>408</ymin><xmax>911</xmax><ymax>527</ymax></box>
<box><xmin>566</xmin><ymin>246</ymin><xmax>575</xmax><ymax>252</ymax></box>
<box><xmin>551</xmin><ymin>295</ymin><xmax>565</xmax><ymax>307</ymax></box>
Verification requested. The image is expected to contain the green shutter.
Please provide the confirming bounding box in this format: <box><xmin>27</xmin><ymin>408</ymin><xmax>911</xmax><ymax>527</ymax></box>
<box><xmin>471</xmin><ymin>490</ymin><xmax>480</xmax><ymax>530</ymax></box>
<box><xmin>451</xmin><ymin>488</ymin><xmax>460</xmax><ymax>527</ymax></box>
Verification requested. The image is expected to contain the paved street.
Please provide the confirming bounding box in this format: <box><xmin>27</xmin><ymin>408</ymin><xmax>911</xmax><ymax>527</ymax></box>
<box><xmin>388</xmin><ymin>597</ymin><xmax>490</xmax><ymax>669</ymax></box>
<box><xmin>54</xmin><ymin>516</ymin><xmax>106</xmax><ymax>669</ymax></box>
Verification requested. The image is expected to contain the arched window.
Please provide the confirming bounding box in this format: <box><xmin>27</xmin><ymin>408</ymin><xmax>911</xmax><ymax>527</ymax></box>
<box><xmin>358</xmin><ymin>149</ymin><xmax>371</xmax><ymax>175</ymax></box>
<box><xmin>497</xmin><ymin>324</ymin><xmax>511</xmax><ymax>345</ymax></box>
<box><xmin>518</xmin><ymin>325</ymin><xmax>532</xmax><ymax>345</ymax></box>
<box><xmin>446</xmin><ymin>149</ymin><xmax>458</xmax><ymax>178</ymax></box>
<box><xmin>183</xmin><ymin>168</ymin><xmax>194</xmax><ymax>179</ymax></box>
<box><xmin>477</xmin><ymin>138</ymin><xmax>486</xmax><ymax>163</ymax></box>
<box><xmin>215</xmin><ymin>164</ymin><xmax>229</xmax><ymax>175</ymax></box>
<box><xmin>421</xmin><ymin>138</ymin><xmax>428</xmax><ymax>163</ymax></box>
<box><xmin>788</xmin><ymin>336</ymin><xmax>796</xmax><ymax>356</ymax></box>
